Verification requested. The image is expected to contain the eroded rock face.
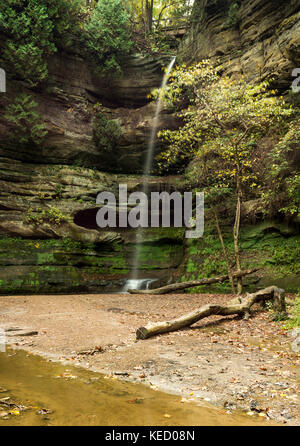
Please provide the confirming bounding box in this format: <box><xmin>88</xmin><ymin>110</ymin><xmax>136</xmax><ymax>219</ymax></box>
<box><xmin>175</xmin><ymin>221</ymin><xmax>300</xmax><ymax>294</ymax></box>
<box><xmin>0</xmin><ymin>4</ymin><xmax>299</xmax><ymax>294</ymax></box>
<box><xmin>181</xmin><ymin>0</ymin><xmax>300</xmax><ymax>88</ymax></box>
<box><xmin>0</xmin><ymin>157</ymin><xmax>184</xmax><ymax>294</ymax></box>
<box><xmin>0</xmin><ymin>52</ymin><xmax>177</xmax><ymax>173</ymax></box>
<box><xmin>48</xmin><ymin>52</ymin><xmax>170</xmax><ymax>108</ymax></box>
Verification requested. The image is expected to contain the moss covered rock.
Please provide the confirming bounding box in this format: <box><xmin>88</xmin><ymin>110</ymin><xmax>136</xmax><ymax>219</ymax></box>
<box><xmin>176</xmin><ymin>221</ymin><xmax>300</xmax><ymax>293</ymax></box>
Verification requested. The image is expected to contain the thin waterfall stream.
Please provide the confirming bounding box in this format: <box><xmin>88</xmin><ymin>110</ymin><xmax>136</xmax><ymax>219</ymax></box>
<box><xmin>126</xmin><ymin>56</ymin><xmax>176</xmax><ymax>289</ymax></box>
<box><xmin>143</xmin><ymin>56</ymin><xmax>177</xmax><ymax>178</ymax></box>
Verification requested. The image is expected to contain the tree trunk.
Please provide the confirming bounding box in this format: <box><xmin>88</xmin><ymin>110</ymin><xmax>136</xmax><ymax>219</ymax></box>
<box><xmin>128</xmin><ymin>268</ymin><xmax>258</xmax><ymax>295</ymax></box>
<box><xmin>145</xmin><ymin>0</ymin><xmax>154</xmax><ymax>32</ymax></box>
<box><xmin>233</xmin><ymin>190</ymin><xmax>242</xmax><ymax>294</ymax></box>
<box><xmin>136</xmin><ymin>286</ymin><xmax>286</xmax><ymax>339</ymax></box>
<box><xmin>213</xmin><ymin>208</ymin><xmax>236</xmax><ymax>294</ymax></box>
<box><xmin>233</xmin><ymin>166</ymin><xmax>243</xmax><ymax>294</ymax></box>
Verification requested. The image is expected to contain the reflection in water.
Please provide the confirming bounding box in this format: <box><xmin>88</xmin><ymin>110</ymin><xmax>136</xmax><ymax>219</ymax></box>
<box><xmin>0</xmin><ymin>349</ymin><xmax>271</xmax><ymax>426</ymax></box>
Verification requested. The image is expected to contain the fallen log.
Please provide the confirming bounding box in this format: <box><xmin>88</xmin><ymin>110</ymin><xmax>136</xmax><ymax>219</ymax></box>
<box><xmin>136</xmin><ymin>286</ymin><xmax>286</xmax><ymax>339</ymax></box>
<box><xmin>129</xmin><ymin>268</ymin><xmax>258</xmax><ymax>295</ymax></box>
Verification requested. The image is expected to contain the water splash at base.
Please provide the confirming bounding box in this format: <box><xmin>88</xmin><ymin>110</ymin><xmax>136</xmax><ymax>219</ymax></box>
<box><xmin>121</xmin><ymin>279</ymin><xmax>157</xmax><ymax>293</ymax></box>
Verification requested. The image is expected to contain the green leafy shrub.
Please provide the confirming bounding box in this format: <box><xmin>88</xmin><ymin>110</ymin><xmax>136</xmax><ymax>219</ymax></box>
<box><xmin>25</xmin><ymin>206</ymin><xmax>67</xmax><ymax>225</ymax></box>
<box><xmin>223</xmin><ymin>2</ymin><xmax>240</xmax><ymax>30</ymax></box>
<box><xmin>82</xmin><ymin>0</ymin><xmax>132</xmax><ymax>74</ymax></box>
<box><xmin>264</xmin><ymin>119</ymin><xmax>300</xmax><ymax>217</ymax></box>
<box><xmin>54</xmin><ymin>184</ymin><xmax>66</xmax><ymax>199</ymax></box>
<box><xmin>156</xmin><ymin>61</ymin><xmax>293</xmax><ymax>186</ymax></box>
<box><xmin>93</xmin><ymin>106</ymin><xmax>122</xmax><ymax>152</ymax></box>
<box><xmin>0</xmin><ymin>0</ymin><xmax>133</xmax><ymax>84</ymax></box>
<box><xmin>0</xmin><ymin>0</ymin><xmax>82</xmax><ymax>85</ymax></box>
<box><xmin>284</xmin><ymin>295</ymin><xmax>300</xmax><ymax>329</ymax></box>
<box><xmin>4</xmin><ymin>94</ymin><xmax>47</xmax><ymax>146</ymax></box>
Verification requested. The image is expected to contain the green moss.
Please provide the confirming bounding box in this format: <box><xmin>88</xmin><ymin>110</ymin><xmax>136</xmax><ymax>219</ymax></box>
<box><xmin>0</xmin><ymin>236</ymin><xmax>132</xmax><ymax>294</ymax></box>
<box><xmin>134</xmin><ymin>242</ymin><xmax>183</xmax><ymax>270</ymax></box>
<box><xmin>37</xmin><ymin>252</ymin><xmax>55</xmax><ymax>265</ymax></box>
<box><xmin>179</xmin><ymin>222</ymin><xmax>300</xmax><ymax>293</ymax></box>
<box><xmin>136</xmin><ymin>227</ymin><xmax>185</xmax><ymax>243</ymax></box>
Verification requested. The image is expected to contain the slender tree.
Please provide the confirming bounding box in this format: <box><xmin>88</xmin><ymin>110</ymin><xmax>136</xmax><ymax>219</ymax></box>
<box><xmin>156</xmin><ymin>61</ymin><xmax>293</xmax><ymax>294</ymax></box>
<box><xmin>145</xmin><ymin>0</ymin><xmax>154</xmax><ymax>32</ymax></box>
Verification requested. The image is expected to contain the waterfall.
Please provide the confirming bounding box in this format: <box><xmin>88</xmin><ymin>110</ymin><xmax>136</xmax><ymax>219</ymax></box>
<box><xmin>121</xmin><ymin>279</ymin><xmax>157</xmax><ymax>293</ymax></box>
<box><xmin>129</xmin><ymin>56</ymin><xmax>176</xmax><ymax>283</ymax></box>
<box><xmin>144</xmin><ymin>56</ymin><xmax>177</xmax><ymax>178</ymax></box>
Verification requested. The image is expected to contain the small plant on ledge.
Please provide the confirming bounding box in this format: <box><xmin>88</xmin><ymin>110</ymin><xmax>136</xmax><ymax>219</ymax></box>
<box><xmin>25</xmin><ymin>207</ymin><xmax>68</xmax><ymax>225</ymax></box>
<box><xmin>92</xmin><ymin>104</ymin><xmax>122</xmax><ymax>153</ymax></box>
<box><xmin>4</xmin><ymin>94</ymin><xmax>47</xmax><ymax>147</ymax></box>
<box><xmin>223</xmin><ymin>1</ymin><xmax>241</xmax><ymax>30</ymax></box>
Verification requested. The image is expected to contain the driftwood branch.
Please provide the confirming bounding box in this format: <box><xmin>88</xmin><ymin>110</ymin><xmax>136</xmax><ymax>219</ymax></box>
<box><xmin>136</xmin><ymin>286</ymin><xmax>286</xmax><ymax>340</ymax></box>
<box><xmin>129</xmin><ymin>269</ymin><xmax>258</xmax><ymax>295</ymax></box>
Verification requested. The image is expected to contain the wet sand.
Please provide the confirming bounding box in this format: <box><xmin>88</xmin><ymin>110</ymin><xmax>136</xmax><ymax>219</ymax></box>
<box><xmin>0</xmin><ymin>292</ymin><xmax>299</xmax><ymax>425</ymax></box>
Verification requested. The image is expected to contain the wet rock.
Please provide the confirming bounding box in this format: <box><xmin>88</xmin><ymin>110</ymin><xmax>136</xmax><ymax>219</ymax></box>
<box><xmin>114</xmin><ymin>371</ymin><xmax>130</xmax><ymax>376</ymax></box>
<box><xmin>250</xmin><ymin>400</ymin><xmax>259</xmax><ymax>411</ymax></box>
<box><xmin>291</xmin><ymin>337</ymin><xmax>300</xmax><ymax>353</ymax></box>
<box><xmin>6</xmin><ymin>330</ymin><xmax>38</xmax><ymax>337</ymax></box>
<box><xmin>37</xmin><ymin>408</ymin><xmax>52</xmax><ymax>415</ymax></box>
<box><xmin>224</xmin><ymin>401</ymin><xmax>236</xmax><ymax>411</ymax></box>
<box><xmin>280</xmin><ymin>409</ymin><xmax>292</xmax><ymax>420</ymax></box>
<box><xmin>290</xmin><ymin>329</ymin><xmax>300</xmax><ymax>353</ymax></box>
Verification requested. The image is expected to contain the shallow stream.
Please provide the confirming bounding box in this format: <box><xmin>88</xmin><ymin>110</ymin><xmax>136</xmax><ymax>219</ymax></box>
<box><xmin>0</xmin><ymin>349</ymin><xmax>270</xmax><ymax>426</ymax></box>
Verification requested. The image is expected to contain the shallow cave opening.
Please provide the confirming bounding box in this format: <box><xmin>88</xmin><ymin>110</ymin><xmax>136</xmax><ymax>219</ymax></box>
<box><xmin>74</xmin><ymin>205</ymin><xmax>188</xmax><ymax>231</ymax></box>
<box><xmin>73</xmin><ymin>208</ymin><xmax>99</xmax><ymax>230</ymax></box>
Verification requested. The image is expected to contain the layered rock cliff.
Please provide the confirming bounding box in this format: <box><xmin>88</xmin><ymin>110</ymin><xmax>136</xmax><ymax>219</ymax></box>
<box><xmin>0</xmin><ymin>0</ymin><xmax>299</xmax><ymax>294</ymax></box>
<box><xmin>0</xmin><ymin>50</ymin><xmax>184</xmax><ymax>293</ymax></box>
<box><xmin>0</xmin><ymin>53</ymin><xmax>178</xmax><ymax>173</ymax></box>
<box><xmin>180</xmin><ymin>0</ymin><xmax>300</xmax><ymax>89</ymax></box>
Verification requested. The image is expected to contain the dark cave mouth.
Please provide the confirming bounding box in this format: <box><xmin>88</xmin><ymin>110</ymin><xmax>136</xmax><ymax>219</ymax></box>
<box><xmin>73</xmin><ymin>206</ymin><xmax>190</xmax><ymax>232</ymax></box>
<box><xmin>74</xmin><ymin>208</ymin><xmax>99</xmax><ymax>230</ymax></box>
